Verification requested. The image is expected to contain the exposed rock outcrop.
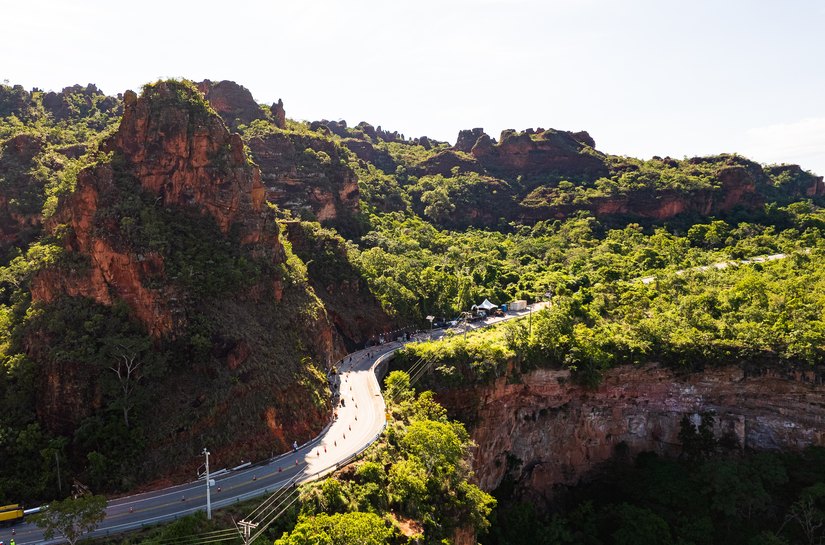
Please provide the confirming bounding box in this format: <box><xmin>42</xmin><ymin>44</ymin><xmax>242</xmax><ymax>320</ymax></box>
<box><xmin>108</xmin><ymin>86</ymin><xmax>274</xmax><ymax>243</ymax></box>
<box><xmin>32</xmin><ymin>80</ymin><xmax>284</xmax><ymax>336</ymax></box>
<box><xmin>271</xmin><ymin>98</ymin><xmax>286</xmax><ymax>129</ymax></box>
<box><xmin>437</xmin><ymin>363</ymin><xmax>825</xmax><ymax>508</ymax></box>
<box><xmin>247</xmin><ymin>131</ymin><xmax>360</xmax><ymax>227</ymax></box>
<box><xmin>341</xmin><ymin>138</ymin><xmax>396</xmax><ymax>173</ymax></box>
<box><xmin>468</xmin><ymin>128</ymin><xmax>607</xmax><ymax>179</ymax></box>
<box><xmin>41</xmin><ymin>84</ymin><xmax>121</xmax><ymax>122</ymax></box>
<box><xmin>310</xmin><ymin>119</ymin><xmax>351</xmax><ymax>139</ymax></box>
<box><xmin>455</xmin><ymin>128</ymin><xmax>487</xmax><ymax>153</ymax></box>
<box><xmin>196</xmin><ymin>79</ymin><xmax>266</xmax><ymax>130</ymax></box>
<box><xmin>28</xmin><ymin>82</ymin><xmax>343</xmax><ymax>461</ymax></box>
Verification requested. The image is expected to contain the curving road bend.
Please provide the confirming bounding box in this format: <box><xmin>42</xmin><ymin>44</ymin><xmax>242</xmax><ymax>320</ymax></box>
<box><xmin>6</xmin><ymin>305</ymin><xmax>542</xmax><ymax>544</ymax></box>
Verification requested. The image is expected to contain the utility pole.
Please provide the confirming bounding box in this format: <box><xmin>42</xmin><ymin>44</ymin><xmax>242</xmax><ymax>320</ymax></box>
<box><xmin>528</xmin><ymin>305</ymin><xmax>533</xmax><ymax>338</ymax></box>
<box><xmin>203</xmin><ymin>448</ymin><xmax>211</xmax><ymax>520</ymax></box>
<box><xmin>239</xmin><ymin>520</ymin><xmax>258</xmax><ymax>545</ymax></box>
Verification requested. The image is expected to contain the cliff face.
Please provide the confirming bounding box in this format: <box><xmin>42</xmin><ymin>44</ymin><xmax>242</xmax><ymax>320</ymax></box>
<box><xmin>108</xmin><ymin>87</ymin><xmax>274</xmax><ymax>243</ymax></box>
<box><xmin>437</xmin><ymin>363</ymin><xmax>825</xmax><ymax>507</ymax></box>
<box><xmin>32</xmin><ymin>83</ymin><xmax>279</xmax><ymax>337</ymax></box>
<box><xmin>191</xmin><ymin>80</ymin><xmax>360</xmax><ymax>227</ymax></box>
<box><xmin>195</xmin><ymin>80</ymin><xmax>266</xmax><ymax>130</ymax></box>
<box><xmin>455</xmin><ymin>127</ymin><xmax>607</xmax><ymax>180</ymax></box>
<box><xmin>587</xmin><ymin>163</ymin><xmax>763</xmax><ymax>221</ymax></box>
<box><xmin>448</xmin><ymin>129</ymin><xmax>825</xmax><ymax>225</ymax></box>
<box><xmin>247</xmin><ymin>132</ymin><xmax>360</xmax><ymax>227</ymax></box>
<box><xmin>26</xmin><ymin>82</ymin><xmax>343</xmax><ymax>467</ymax></box>
<box><xmin>283</xmin><ymin>221</ymin><xmax>392</xmax><ymax>350</ymax></box>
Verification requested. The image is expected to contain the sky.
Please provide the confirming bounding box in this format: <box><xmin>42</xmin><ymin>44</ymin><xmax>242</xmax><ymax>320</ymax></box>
<box><xmin>4</xmin><ymin>0</ymin><xmax>824</xmax><ymax>175</ymax></box>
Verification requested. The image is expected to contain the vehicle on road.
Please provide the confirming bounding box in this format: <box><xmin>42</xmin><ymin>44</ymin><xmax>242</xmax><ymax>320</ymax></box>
<box><xmin>0</xmin><ymin>504</ymin><xmax>24</xmax><ymax>525</ymax></box>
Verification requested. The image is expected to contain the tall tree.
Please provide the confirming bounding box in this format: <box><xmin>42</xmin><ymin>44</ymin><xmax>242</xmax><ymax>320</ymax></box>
<box><xmin>31</xmin><ymin>494</ymin><xmax>107</xmax><ymax>545</ymax></box>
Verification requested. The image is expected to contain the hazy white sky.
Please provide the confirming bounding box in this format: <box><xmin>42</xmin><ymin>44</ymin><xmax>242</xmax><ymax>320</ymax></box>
<box><xmin>4</xmin><ymin>0</ymin><xmax>824</xmax><ymax>175</ymax></box>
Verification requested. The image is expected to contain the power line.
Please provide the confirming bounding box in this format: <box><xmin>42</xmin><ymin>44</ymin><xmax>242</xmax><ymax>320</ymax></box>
<box><xmin>244</xmin><ymin>466</ymin><xmax>305</xmax><ymax>522</ymax></box>
<box><xmin>149</xmin><ymin>528</ymin><xmax>238</xmax><ymax>545</ymax></box>
<box><xmin>248</xmin><ymin>489</ymin><xmax>302</xmax><ymax>544</ymax></box>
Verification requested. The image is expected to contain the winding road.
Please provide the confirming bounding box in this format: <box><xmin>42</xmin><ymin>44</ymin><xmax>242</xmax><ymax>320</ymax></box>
<box><xmin>5</xmin><ymin>305</ymin><xmax>543</xmax><ymax>544</ymax></box>
<box><xmin>638</xmin><ymin>250</ymin><xmax>803</xmax><ymax>285</ymax></box>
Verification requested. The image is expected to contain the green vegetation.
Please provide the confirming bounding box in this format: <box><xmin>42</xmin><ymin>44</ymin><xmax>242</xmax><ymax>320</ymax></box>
<box><xmin>1</xmin><ymin>77</ymin><xmax>824</xmax><ymax>544</ymax></box>
<box><xmin>275</xmin><ymin>511</ymin><xmax>396</xmax><ymax>545</ymax></box>
<box><xmin>0</xmin><ymin>81</ymin><xmax>334</xmax><ymax>504</ymax></box>
<box><xmin>273</xmin><ymin>373</ymin><xmax>495</xmax><ymax>544</ymax></box>
<box><xmin>486</xmin><ymin>420</ymin><xmax>825</xmax><ymax>545</ymax></box>
<box><xmin>31</xmin><ymin>494</ymin><xmax>107</xmax><ymax>545</ymax></box>
<box><xmin>397</xmin><ymin>241</ymin><xmax>824</xmax><ymax>388</ymax></box>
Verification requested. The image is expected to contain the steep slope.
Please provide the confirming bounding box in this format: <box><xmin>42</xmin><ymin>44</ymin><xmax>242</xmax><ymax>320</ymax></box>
<box><xmin>194</xmin><ymin>80</ymin><xmax>361</xmax><ymax>232</ymax></box>
<box><xmin>282</xmin><ymin>221</ymin><xmax>392</xmax><ymax>350</ymax></box>
<box><xmin>438</xmin><ymin>363</ymin><xmax>825</xmax><ymax>509</ymax></box>
<box><xmin>11</xmin><ymin>81</ymin><xmax>344</xmax><ymax>492</ymax></box>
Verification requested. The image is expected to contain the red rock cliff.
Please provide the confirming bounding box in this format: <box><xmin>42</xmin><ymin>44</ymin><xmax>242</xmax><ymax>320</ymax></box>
<box><xmin>28</xmin><ymin>82</ymin><xmax>344</xmax><ymax>460</ymax></box>
<box><xmin>32</xmin><ymin>82</ymin><xmax>281</xmax><ymax>337</ymax></box>
<box><xmin>247</xmin><ymin>132</ymin><xmax>360</xmax><ymax>227</ymax></box>
<box><xmin>438</xmin><ymin>363</ymin><xmax>825</xmax><ymax>507</ymax></box>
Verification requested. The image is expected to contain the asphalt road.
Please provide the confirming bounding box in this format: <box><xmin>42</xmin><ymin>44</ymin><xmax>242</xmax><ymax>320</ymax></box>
<box><xmin>638</xmin><ymin>251</ymin><xmax>799</xmax><ymax>284</ymax></box>
<box><xmin>5</xmin><ymin>305</ymin><xmax>543</xmax><ymax>544</ymax></box>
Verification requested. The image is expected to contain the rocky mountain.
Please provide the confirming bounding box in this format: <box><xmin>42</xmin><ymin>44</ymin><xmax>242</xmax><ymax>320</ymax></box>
<box><xmin>410</xmin><ymin>128</ymin><xmax>824</xmax><ymax>228</ymax></box>
<box><xmin>4</xmin><ymin>81</ymin><xmax>361</xmax><ymax>491</ymax></box>
<box><xmin>0</xmin><ymin>77</ymin><xmax>823</xmax><ymax>504</ymax></box>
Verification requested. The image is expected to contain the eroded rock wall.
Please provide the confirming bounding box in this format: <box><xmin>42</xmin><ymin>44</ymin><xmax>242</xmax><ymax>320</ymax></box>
<box><xmin>438</xmin><ymin>363</ymin><xmax>825</xmax><ymax>505</ymax></box>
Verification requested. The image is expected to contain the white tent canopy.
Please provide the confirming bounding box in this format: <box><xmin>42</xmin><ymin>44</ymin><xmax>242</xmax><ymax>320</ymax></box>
<box><xmin>474</xmin><ymin>299</ymin><xmax>497</xmax><ymax>311</ymax></box>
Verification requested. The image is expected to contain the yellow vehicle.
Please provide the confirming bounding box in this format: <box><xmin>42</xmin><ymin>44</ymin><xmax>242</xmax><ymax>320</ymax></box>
<box><xmin>0</xmin><ymin>504</ymin><xmax>24</xmax><ymax>525</ymax></box>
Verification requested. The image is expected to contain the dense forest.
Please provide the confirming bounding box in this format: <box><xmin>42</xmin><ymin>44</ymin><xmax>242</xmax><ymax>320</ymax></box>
<box><xmin>1</xmin><ymin>79</ymin><xmax>824</xmax><ymax>544</ymax></box>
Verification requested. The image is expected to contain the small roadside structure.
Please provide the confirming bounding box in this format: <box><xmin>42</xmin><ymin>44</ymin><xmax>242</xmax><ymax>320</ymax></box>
<box><xmin>472</xmin><ymin>299</ymin><xmax>498</xmax><ymax>313</ymax></box>
<box><xmin>508</xmin><ymin>300</ymin><xmax>527</xmax><ymax>311</ymax></box>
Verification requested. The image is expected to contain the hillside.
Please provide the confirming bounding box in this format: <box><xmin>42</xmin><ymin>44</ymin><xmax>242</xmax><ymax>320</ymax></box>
<box><xmin>0</xmin><ymin>78</ymin><xmax>823</xmax><ymax>544</ymax></box>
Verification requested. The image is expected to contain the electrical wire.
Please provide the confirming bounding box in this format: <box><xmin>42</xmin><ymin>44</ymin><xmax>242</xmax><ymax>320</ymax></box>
<box><xmin>148</xmin><ymin>528</ymin><xmax>238</xmax><ymax>545</ymax></box>
<box><xmin>248</xmin><ymin>489</ymin><xmax>302</xmax><ymax>544</ymax></box>
<box><xmin>244</xmin><ymin>466</ymin><xmax>305</xmax><ymax>522</ymax></box>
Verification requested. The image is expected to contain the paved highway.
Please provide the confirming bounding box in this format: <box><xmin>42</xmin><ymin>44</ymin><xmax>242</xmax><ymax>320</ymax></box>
<box><xmin>637</xmin><ymin>250</ymin><xmax>807</xmax><ymax>285</ymax></box>
<box><xmin>5</xmin><ymin>305</ymin><xmax>543</xmax><ymax>544</ymax></box>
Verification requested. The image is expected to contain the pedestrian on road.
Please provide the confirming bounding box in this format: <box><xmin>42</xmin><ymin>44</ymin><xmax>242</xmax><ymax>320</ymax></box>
<box><xmin>293</xmin><ymin>440</ymin><xmax>298</xmax><ymax>452</ymax></box>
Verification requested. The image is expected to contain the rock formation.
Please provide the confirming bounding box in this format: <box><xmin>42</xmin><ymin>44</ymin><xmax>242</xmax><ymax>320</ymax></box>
<box><xmin>32</xmin><ymin>82</ymin><xmax>282</xmax><ymax>337</ymax></box>
<box><xmin>456</xmin><ymin>127</ymin><xmax>607</xmax><ymax>180</ymax></box>
<box><xmin>271</xmin><ymin>98</ymin><xmax>286</xmax><ymax>129</ymax></box>
<box><xmin>27</xmin><ymin>81</ymin><xmax>342</xmax><ymax>467</ymax></box>
<box><xmin>437</xmin><ymin>363</ymin><xmax>825</xmax><ymax>509</ymax></box>
<box><xmin>195</xmin><ymin>79</ymin><xmax>266</xmax><ymax>130</ymax></box>
<box><xmin>455</xmin><ymin>128</ymin><xmax>487</xmax><ymax>153</ymax></box>
<box><xmin>247</xmin><ymin>131</ymin><xmax>360</xmax><ymax>228</ymax></box>
<box><xmin>41</xmin><ymin>83</ymin><xmax>121</xmax><ymax>122</ymax></box>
